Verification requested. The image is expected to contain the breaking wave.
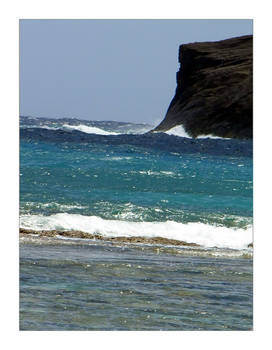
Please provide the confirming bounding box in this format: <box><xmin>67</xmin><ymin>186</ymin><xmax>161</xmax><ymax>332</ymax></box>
<box><xmin>164</xmin><ymin>124</ymin><xmax>229</xmax><ymax>139</ymax></box>
<box><xmin>20</xmin><ymin>213</ymin><xmax>252</xmax><ymax>250</ymax></box>
<box><xmin>165</xmin><ymin>125</ymin><xmax>191</xmax><ymax>138</ymax></box>
<box><xmin>62</xmin><ymin>124</ymin><xmax>119</xmax><ymax>135</ymax></box>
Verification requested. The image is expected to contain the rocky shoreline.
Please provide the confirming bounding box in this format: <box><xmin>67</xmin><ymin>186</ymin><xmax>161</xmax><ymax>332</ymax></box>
<box><xmin>19</xmin><ymin>228</ymin><xmax>199</xmax><ymax>247</ymax></box>
<box><xmin>154</xmin><ymin>35</ymin><xmax>253</xmax><ymax>139</ymax></box>
<box><xmin>19</xmin><ymin>228</ymin><xmax>253</xmax><ymax>248</ymax></box>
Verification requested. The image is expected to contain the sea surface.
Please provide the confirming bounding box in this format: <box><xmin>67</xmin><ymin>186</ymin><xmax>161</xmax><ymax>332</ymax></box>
<box><xmin>19</xmin><ymin>116</ymin><xmax>253</xmax><ymax>330</ymax></box>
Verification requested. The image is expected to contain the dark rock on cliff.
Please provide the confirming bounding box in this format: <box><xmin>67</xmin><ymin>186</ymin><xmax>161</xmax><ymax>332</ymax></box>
<box><xmin>154</xmin><ymin>35</ymin><xmax>253</xmax><ymax>139</ymax></box>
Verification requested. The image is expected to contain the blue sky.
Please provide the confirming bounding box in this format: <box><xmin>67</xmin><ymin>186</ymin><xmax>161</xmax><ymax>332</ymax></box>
<box><xmin>20</xmin><ymin>19</ymin><xmax>252</xmax><ymax>124</ymax></box>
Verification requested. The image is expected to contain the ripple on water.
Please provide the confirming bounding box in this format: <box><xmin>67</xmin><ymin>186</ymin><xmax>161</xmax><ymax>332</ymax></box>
<box><xmin>20</xmin><ymin>242</ymin><xmax>253</xmax><ymax>331</ymax></box>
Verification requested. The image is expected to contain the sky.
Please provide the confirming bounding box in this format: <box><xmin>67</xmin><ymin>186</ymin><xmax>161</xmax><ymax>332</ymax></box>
<box><xmin>20</xmin><ymin>19</ymin><xmax>253</xmax><ymax>125</ymax></box>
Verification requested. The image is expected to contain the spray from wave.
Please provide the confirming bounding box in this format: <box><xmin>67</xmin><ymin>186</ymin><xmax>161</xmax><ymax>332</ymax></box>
<box><xmin>165</xmin><ymin>125</ymin><xmax>191</xmax><ymax>138</ymax></box>
<box><xmin>164</xmin><ymin>124</ymin><xmax>229</xmax><ymax>139</ymax></box>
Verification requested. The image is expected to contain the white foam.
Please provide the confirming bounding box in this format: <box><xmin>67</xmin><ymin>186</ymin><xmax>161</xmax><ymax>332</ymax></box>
<box><xmin>102</xmin><ymin>156</ymin><xmax>132</xmax><ymax>161</ymax></box>
<box><xmin>197</xmin><ymin>134</ymin><xmax>230</xmax><ymax>140</ymax></box>
<box><xmin>165</xmin><ymin>125</ymin><xmax>191</xmax><ymax>138</ymax></box>
<box><xmin>136</xmin><ymin>170</ymin><xmax>176</xmax><ymax>177</ymax></box>
<box><xmin>164</xmin><ymin>124</ymin><xmax>230</xmax><ymax>139</ymax></box>
<box><xmin>20</xmin><ymin>125</ymin><xmax>59</xmax><ymax>130</ymax></box>
<box><xmin>22</xmin><ymin>202</ymin><xmax>87</xmax><ymax>211</ymax></box>
<box><xmin>20</xmin><ymin>213</ymin><xmax>252</xmax><ymax>250</ymax></box>
<box><xmin>38</xmin><ymin>125</ymin><xmax>59</xmax><ymax>130</ymax></box>
<box><xmin>62</xmin><ymin>124</ymin><xmax>119</xmax><ymax>135</ymax></box>
<box><xmin>121</xmin><ymin>127</ymin><xmax>153</xmax><ymax>135</ymax></box>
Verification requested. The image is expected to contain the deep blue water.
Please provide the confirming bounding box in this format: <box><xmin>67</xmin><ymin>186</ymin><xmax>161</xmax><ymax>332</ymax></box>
<box><xmin>20</xmin><ymin>117</ymin><xmax>252</xmax><ymax>248</ymax></box>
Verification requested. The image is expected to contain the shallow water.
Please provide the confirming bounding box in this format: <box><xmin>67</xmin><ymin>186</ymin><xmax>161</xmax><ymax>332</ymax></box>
<box><xmin>20</xmin><ymin>241</ymin><xmax>253</xmax><ymax>331</ymax></box>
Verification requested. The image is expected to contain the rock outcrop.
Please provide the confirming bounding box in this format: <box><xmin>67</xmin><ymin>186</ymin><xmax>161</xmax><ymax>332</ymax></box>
<box><xmin>19</xmin><ymin>228</ymin><xmax>199</xmax><ymax>247</ymax></box>
<box><xmin>154</xmin><ymin>35</ymin><xmax>253</xmax><ymax>139</ymax></box>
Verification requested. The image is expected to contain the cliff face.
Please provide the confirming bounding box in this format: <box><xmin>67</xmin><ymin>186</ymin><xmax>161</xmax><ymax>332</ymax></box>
<box><xmin>154</xmin><ymin>35</ymin><xmax>253</xmax><ymax>139</ymax></box>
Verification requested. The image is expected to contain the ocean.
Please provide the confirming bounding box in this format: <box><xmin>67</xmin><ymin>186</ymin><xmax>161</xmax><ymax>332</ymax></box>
<box><xmin>19</xmin><ymin>116</ymin><xmax>253</xmax><ymax>330</ymax></box>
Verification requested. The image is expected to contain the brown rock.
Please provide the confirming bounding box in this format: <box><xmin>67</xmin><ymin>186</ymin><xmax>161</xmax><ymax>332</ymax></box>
<box><xmin>19</xmin><ymin>228</ymin><xmax>199</xmax><ymax>247</ymax></box>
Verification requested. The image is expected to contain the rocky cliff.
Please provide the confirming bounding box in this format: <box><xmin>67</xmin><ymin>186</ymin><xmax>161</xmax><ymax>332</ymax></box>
<box><xmin>154</xmin><ymin>35</ymin><xmax>253</xmax><ymax>139</ymax></box>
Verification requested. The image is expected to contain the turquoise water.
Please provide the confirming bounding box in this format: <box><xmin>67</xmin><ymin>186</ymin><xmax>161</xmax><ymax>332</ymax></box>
<box><xmin>20</xmin><ymin>140</ymin><xmax>252</xmax><ymax>224</ymax></box>
<box><xmin>19</xmin><ymin>117</ymin><xmax>253</xmax><ymax>330</ymax></box>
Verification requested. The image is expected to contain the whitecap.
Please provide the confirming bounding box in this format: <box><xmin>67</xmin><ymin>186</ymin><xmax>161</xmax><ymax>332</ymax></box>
<box><xmin>20</xmin><ymin>213</ymin><xmax>252</xmax><ymax>250</ymax></box>
<box><xmin>20</xmin><ymin>125</ymin><xmax>60</xmax><ymax>130</ymax></box>
<box><xmin>21</xmin><ymin>202</ymin><xmax>87</xmax><ymax>211</ymax></box>
<box><xmin>165</xmin><ymin>125</ymin><xmax>191</xmax><ymax>138</ymax></box>
<box><xmin>197</xmin><ymin>134</ymin><xmax>230</xmax><ymax>140</ymax></box>
<box><xmin>164</xmin><ymin>124</ymin><xmax>230</xmax><ymax>139</ymax></box>
<box><xmin>62</xmin><ymin>124</ymin><xmax>119</xmax><ymax>135</ymax></box>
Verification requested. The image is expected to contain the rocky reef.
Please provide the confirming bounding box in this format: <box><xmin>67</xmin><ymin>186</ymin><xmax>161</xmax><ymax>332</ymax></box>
<box><xmin>19</xmin><ymin>228</ymin><xmax>199</xmax><ymax>247</ymax></box>
<box><xmin>20</xmin><ymin>228</ymin><xmax>253</xmax><ymax>249</ymax></box>
<box><xmin>154</xmin><ymin>35</ymin><xmax>253</xmax><ymax>139</ymax></box>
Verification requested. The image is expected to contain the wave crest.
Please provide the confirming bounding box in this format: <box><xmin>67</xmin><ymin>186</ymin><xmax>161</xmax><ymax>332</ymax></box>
<box><xmin>164</xmin><ymin>124</ymin><xmax>229</xmax><ymax>139</ymax></box>
<box><xmin>63</xmin><ymin>124</ymin><xmax>119</xmax><ymax>135</ymax></box>
<box><xmin>20</xmin><ymin>213</ymin><xmax>252</xmax><ymax>250</ymax></box>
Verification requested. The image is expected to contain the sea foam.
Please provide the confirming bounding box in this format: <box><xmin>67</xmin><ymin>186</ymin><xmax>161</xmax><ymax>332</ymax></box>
<box><xmin>63</xmin><ymin>124</ymin><xmax>119</xmax><ymax>135</ymax></box>
<box><xmin>165</xmin><ymin>124</ymin><xmax>229</xmax><ymax>139</ymax></box>
<box><xmin>20</xmin><ymin>213</ymin><xmax>252</xmax><ymax>250</ymax></box>
<box><xmin>165</xmin><ymin>125</ymin><xmax>191</xmax><ymax>138</ymax></box>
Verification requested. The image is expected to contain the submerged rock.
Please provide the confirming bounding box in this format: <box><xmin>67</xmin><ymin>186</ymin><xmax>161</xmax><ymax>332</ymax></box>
<box><xmin>154</xmin><ymin>35</ymin><xmax>253</xmax><ymax>139</ymax></box>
